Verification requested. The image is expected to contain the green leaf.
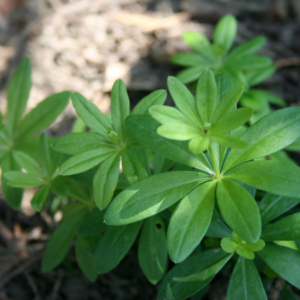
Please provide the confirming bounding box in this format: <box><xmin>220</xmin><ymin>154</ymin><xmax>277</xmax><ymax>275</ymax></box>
<box><xmin>121</xmin><ymin>148</ymin><xmax>147</xmax><ymax>184</ymax></box>
<box><xmin>225</xmin><ymin>55</ymin><xmax>272</xmax><ymax>71</ymax></box>
<box><xmin>52</xmin><ymin>132</ymin><xmax>112</xmax><ymax>155</ymax></box>
<box><xmin>94</xmin><ymin>152</ymin><xmax>120</xmax><ymax>209</ymax></box>
<box><xmin>170</xmin><ymin>53</ymin><xmax>213</xmax><ymax>67</ymax></box>
<box><xmin>6</xmin><ymin>57</ymin><xmax>31</xmax><ymax>135</ymax></box>
<box><xmin>42</xmin><ymin>209</ymin><xmax>88</xmax><ymax>272</ymax></box>
<box><xmin>138</xmin><ymin>215</ymin><xmax>168</xmax><ymax>284</ymax></box>
<box><xmin>132</xmin><ymin>89</ymin><xmax>167</xmax><ymax>115</ymax></box>
<box><xmin>50</xmin><ymin>176</ymin><xmax>68</xmax><ymax>196</ymax></box>
<box><xmin>71</xmin><ymin>92</ymin><xmax>111</xmax><ymax>137</ymax></box>
<box><xmin>40</xmin><ymin>134</ymin><xmax>62</xmax><ymax>178</ymax></box>
<box><xmin>105</xmin><ymin>171</ymin><xmax>210</xmax><ymax>225</ymax></box>
<box><xmin>227</xmin><ymin>36</ymin><xmax>266</xmax><ymax>61</ymax></box>
<box><xmin>280</xmin><ymin>286</ymin><xmax>300</xmax><ymax>300</ymax></box>
<box><xmin>31</xmin><ymin>185</ymin><xmax>49</xmax><ymax>212</ymax></box>
<box><xmin>227</xmin><ymin>257</ymin><xmax>267</xmax><ymax>300</ymax></box>
<box><xmin>213</xmin><ymin>15</ymin><xmax>237</xmax><ymax>51</ymax></box>
<box><xmin>210</xmin><ymin>133</ymin><xmax>248</xmax><ymax>148</ymax></box>
<box><xmin>181</xmin><ymin>31</ymin><xmax>215</xmax><ymax>62</ymax></box>
<box><xmin>254</xmin><ymin>89</ymin><xmax>286</xmax><ymax>106</ymax></box>
<box><xmin>168</xmin><ymin>76</ymin><xmax>201</xmax><ymax>126</ymax></box>
<box><xmin>12</xmin><ymin>151</ymin><xmax>43</xmax><ymax>177</ymax></box>
<box><xmin>75</xmin><ymin>238</ymin><xmax>98</xmax><ymax>281</ymax></box>
<box><xmin>226</xmin><ymin>160</ymin><xmax>300</xmax><ymax>199</ymax></box>
<box><xmin>157</xmin><ymin>249</ymin><xmax>232</xmax><ymax>300</ymax></box>
<box><xmin>217</xmin><ymin>179</ymin><xmax>261</xmax><ymax>242</ymax></box>
<box><xmin>246</xmin><ymin>64</ymin><xmax>276</xmax><ymax>87</ymax></box>
<box><xmin>60</xmin><ymin>148</ymin><xmax>116</xmax><ymax>176</ymax></box>
<box><xmin>168</xmin><ymin>181</ymin><xmax>216</xmax><ymax>263</ymax></box>
<box><xmin>196</xmin><ymin>69</ymin><xmax>217</xmax><ymax>124</ymax></box>
<box><xmin>78</xmin><ymin>209</ymin><xmax>106</xmax><ymax>237</ymax></box>
<box><xmin>17</xmin><ymin>91</ymin><xmax>70</xmax><ymax>138</ymax></box>
<box><xmin>176</xmin><ymin>67</ymin><xmax>207</xmax><ymax>84</ymax></box>
<box><xmin>223</xmin><ymin>107</ymin><xmax>300</xmax><ymax>172</ymax></box>
<box><xmin>258</xmin><ymin>244</ymin><xmax>300</xmax><ymax>289</ymax></box>
<box><xmin>259</xmin><ymin>193</ymin><xmax>300</xmax><ymax>226</ymax></box>
<box><xmin>157</xmin><ymin>123</ymin><xmax>200</xmax><ymax>140</ymax></box>
<box><xmin>206</xmin><ymin>210</ymin><xmax>232</xmax><ymax>238</ymax></box>
<box><xmin>188</xmin><ymin>136</ymin><xmax>209</xmax><ymax>154</ymax></box>
<box><xmin>212</xmin><ymin>108</ymin><xmax>252</xmax><ymax>133</ymax></box>
<box><xmin>212</xmin><ymin>84</ymin><xmax>244</xmax><ymax>123</ymax></box>
<box><xmin>0</xmin><ymin>151</ymin><xmax>23</xmax><ymax>209</ymax></box>
<box><xmin>111</xmin><ymin>79</ymin><xmax>130</xmax><ymax>143</ymax></box>
<box><xmin>126</xmin><ymin>115</ymin><xmax>212</xmax><ymax>173</ymax></box>
<box><xmin>149</xmin><ymin>105</ymin><xmax>195</xmax><ymax>126</ymax></box>
<box><xmin>262</xmin><ymin>213</ymin><xmax>300</xmax><ymax>241</ymax></box>
<box><xmin>4</xmin><ymin>171</ymin><xmax>46</xmax><ymax>188</ymax></box>
<box><xmin>95</xmin><ymin>221</ymin><xmax>142</xmax><ymax>274</ymax></box>
<box><xmin>215</xmin><ymin>73</ymin><xmax>235</xmax><ymax>104</ymax></box>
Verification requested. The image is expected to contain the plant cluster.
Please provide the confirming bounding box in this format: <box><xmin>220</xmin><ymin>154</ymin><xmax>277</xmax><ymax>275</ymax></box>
<box><xmin>1</xmin><ymin>15</ymin><xmax>300</xmax><ymax>300</ymax></box>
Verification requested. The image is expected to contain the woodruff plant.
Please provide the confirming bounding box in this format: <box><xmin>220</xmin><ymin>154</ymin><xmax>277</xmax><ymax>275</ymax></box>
<box><xmin>171</xmin><ymin>14</ymin><xmax>286</xmax><ymax>122</ymax></box>
<box><xmin>1</xmin><ymin>25</ymin><xmax>300</xmax><ymax>300</ymax></box>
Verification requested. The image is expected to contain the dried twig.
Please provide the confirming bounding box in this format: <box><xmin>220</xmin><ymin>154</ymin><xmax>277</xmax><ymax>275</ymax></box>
<box><xmin>276</xmin><ymin>57</ymin><xmax>300</xmax><ymax>68</ymax></box>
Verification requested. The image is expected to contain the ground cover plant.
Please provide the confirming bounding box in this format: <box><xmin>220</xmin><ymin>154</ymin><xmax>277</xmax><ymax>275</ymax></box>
<box><xmin>1</xmin><ymin>15</ymin><xmax>300</xmax><ymax>300</ymax></box>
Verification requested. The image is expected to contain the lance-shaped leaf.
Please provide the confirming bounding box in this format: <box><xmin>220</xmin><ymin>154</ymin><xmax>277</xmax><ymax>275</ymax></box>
<box><xmin>170</xmin><ymin>53</ymin><xmax>213</xmax><ymax>67</ymax></box>
<box><xmin>157</xmin><ymin>123</ymin><xmax>200</xmax><ymax>140</ymax></box>
<box><xmin>4</xmin><ymin>171</ymin><xmax>46</xmax><ymax>188</ymax></box>
<box><xmin>105</xmin><ymin>171</ymin><xmax>210</xmax><ymax>225</ymax></box>
<box><xmin>188</xmin><ymin>136</ymin><xmax>210</xmax><ymax>154</ymax></box>
<box><xmin>212</xmin><ymin>84</ymin><xmax>244</xmax><ymax>123</ymax></box>
<box><xmin>126</xmin><ymin>115</ymin><xmax>212</xmax><ymax>173</ymax></box>
<box><xmin>226</xmin><ymin>36</ymin><xmax>266</xmax><ymax>61</ymax></box>
<box><xmin>210</xmin><ymin>133</ymin><xmax>248</xmax><ymax>148</ymax></box>
<box><xmin>226</xmin><ymin>55</ymin><xmax>273</xmax><ymax>71</ymax></box>
<box><xmin>262</xmin><ymin>213</ymin><xmax>300</xmax><ymax>241</ymax></box>
<box><xmin>78</xmin><ymin>209</ymin><xmax>106</xmax><ymax>237</ymax></box>
<box><xmin>176</xmin><ymin>66</ymin><xmax>208</xmax><ymax>84</ymax></box>
<box><xmin>31</xmin><ymin>185</ymin><xmax>50</xmax><ymax>212</ymax></box>
<box><xmin>71</xmin><ymin>92</ymin><xmax>111</xmax><ymax>137</ymax></box>
<box><xmin>6</xmin><ymin>57</ymin><xmax>31</xmax><ymax>135</ymax></box>
<box><xmin>246</xmin><ymin>64</ymin><xmax>276</xmax><ymax>87</ymax></box>
<box><xmin>111</xmin><ymin>79</ymin><xmax>130</xmax><ymax>143</ymax></box>
<box><xmin>196</xmin><ymin>69</ymin><xmax>217</xmax><ymax>125</ymax></box>
<box><xmin>217</xmin><ymin>179</ymin><xmax>261</xmax><ymax>242</ymax></box>
<box><xmin>212</xmin><ymin>108</ymin><xmax>252</xmax><ymax>133</ymax></box>
<box><xmin>42</xmin><ymin>209</ymin><xmax>88</xmax><ymax>272</ymax></box>
<box><xmin>223</xmin><ymin>107</ymin><xmax>300</xmax><ymax>172</ymax></box>
<box><xmin>213</xmin><ymin>14</ymin><xmax>237</xmax><ymax>51</ymax></box>
<box><xmin>1</xmin><ymin>151</ymin><xmax>23</xmax><ymax>209</ymax></box>
<box><xmin>149</xmin><ymin>105</ymin><xmax>196</xmax><ymax>126</ymax></box>
<box><xmin>226</xmin><ymin>160</ymin><xmax>300</xmax><ymax>199</ymax></box>
<box><xmin>75</xmin><ymin>238</ymin><xmax>98</xmax><ymax>282</ymax></box>
<box><xmin>227</xmin><ymin>257</ymin><xmax>267</xmax><ymax>300</ymax></box>
<box><xmin>132</xmin><ymin>89</ymin><xmax>167</xmax><ymax>115</ymax></box>
<box><xmin>157</xmin><ymin>249</ymin><xmax>232</xmax><ymax>300</ymax></box>
<box><xmin>182</xmin><ymin>31</ymin><xmax>215</xmax><ymax>61</ymax></box>
<box><xmin>258</xmin><ymin>244</ymin><xmax>300</xmax><ymax>289</ymax></box>
<box><xmin>167</xmin><ymin>76</ymin><xmax>201</xmax><ymax>126</ymax></box>
<box><xmin>138</xmin><ymin>215</ymin><xmax>168</xmax><ymax>284</ymax></box>
<box><xmin>259</xmin><ymin>193</ymin><xmax>300</xmax><ymax>226</ymax></box>
<box><xmin>60</xmin><ymin>148</ymin><xmax>116</xmax><ymax>176</ymax></box>
<box><xmin>52</xmin><ymin>132</ymin><xmax>113</xmax><ymax>155</ymax></box>
<box><xmin>94</xmin><ymin>152</ymin><xmax>120</xmax><ymax>210</ymax></box>
<box><xmin>254</xmin><ymin>89</ymin><xmax>286</xmax><ymax>106</ymax></box>
<box><xmin>17</xmin><ymin>91</ymin><xmax>70</xmax><ymax>138</ymax></box>
<box><xmin>168</xmin><ymin>181</ymin><xmax>216</xmax><ymax>263</ymax></box>
<box><xmin>95</xmin><ymin>221</ymin><xmax>142</xmax><ymax>274</ymax></box>
<box><xmin>12</xmin><ymin>151</ymin><xmax>43</xmax><ymax>177</ymax></box>
<box><xmin>121</xmin><ymin>149</ymin><xmax>147</xmax><ymax>184</ymax></box>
